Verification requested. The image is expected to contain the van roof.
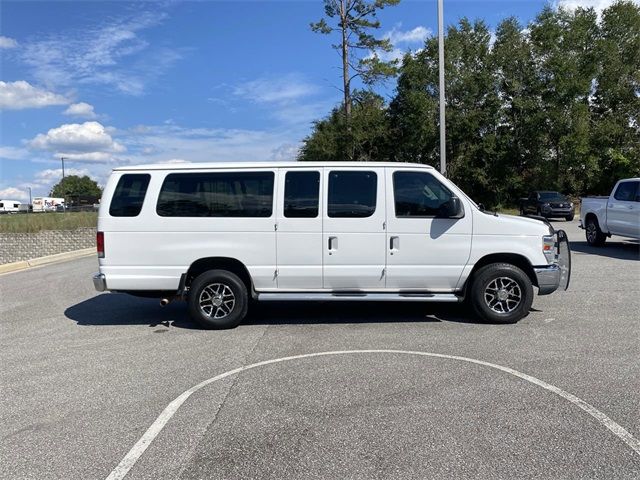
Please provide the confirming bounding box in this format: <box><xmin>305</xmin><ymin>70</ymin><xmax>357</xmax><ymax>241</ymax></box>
<box><xmin>114</xmin><ymin>161</ymin><xmax>435</xmax><ymax>171</ymax></box>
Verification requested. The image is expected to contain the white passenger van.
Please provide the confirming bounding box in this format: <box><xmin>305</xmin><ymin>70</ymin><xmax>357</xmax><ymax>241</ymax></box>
<box><xmin>93</xmin><ymin>162</ymin><xmax>570</xmax><ymax>329</ymax></box>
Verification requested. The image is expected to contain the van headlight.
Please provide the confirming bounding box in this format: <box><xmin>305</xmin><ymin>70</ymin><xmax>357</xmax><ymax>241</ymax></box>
<box><xmin>542</xmin><ymin>235</ymin><xmax>556</xmax><ymax>263</ymax></box>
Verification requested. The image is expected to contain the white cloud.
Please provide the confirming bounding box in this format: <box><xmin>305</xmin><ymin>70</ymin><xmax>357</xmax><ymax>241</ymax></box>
<box><xmin>119</xmin><ymin>123</ymin><xmax>303</xmax><ymax>165</ymax></box>
<box><xmin>63</xmin><ymin>102</ymin><xmax>97</xmax><ymax>119</ymax></box>
<box><xmin>0</xmin><ymin>146</ymin><xmax>29</xmax><ymax>160</ymax></box>
<box><xmin>0</xmin><ymin>187</ymin><xmax>28</xmax><ymax>201</ymax></box>
<box><xmin>34</xmin><ymin>168</ymin><xmax>90</xmax><ymax>184</ymax></box>
<box><xmin>556</xmin><ymin>0</ymin><xmax>639</xmax><ymax>12</ymax></box>
<box><xmin>0</xmin><ymin>36</ymin><xmax>18</xmax><ymax>49</ymax></box>
<box><xmin>234</xmin><ymin>74</ymin><xmax>319</xmax><ymax>104</ymax></box>
<box><xmin>29</xmin><ymin>121</ymin><xmax>125</xmax><ymax>162</ymax></box>
<box><xmin>20</xmin><ymin>11</ymin><xmax>180</xmax><ymax>95</ymax></box>
<box><xmin>385</xmin><ymin>25</ymin><xmax>431</xmax><ymax>45</ymax></box>
<box><xmin>368</xmin><ymin>24</ymin><xmax>430</xmax><ymax>64</ymax></box>
<box><xmin>0</xmin><ymin>80</ymin><xmax>68</xmax><ymax>110</ymax></box>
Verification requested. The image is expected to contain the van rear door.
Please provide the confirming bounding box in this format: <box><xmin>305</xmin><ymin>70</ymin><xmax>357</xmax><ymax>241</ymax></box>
<box><xmin>275</xmin><ymin>169</ymin><xmax>324</xmax><ymax>289</ymax></box>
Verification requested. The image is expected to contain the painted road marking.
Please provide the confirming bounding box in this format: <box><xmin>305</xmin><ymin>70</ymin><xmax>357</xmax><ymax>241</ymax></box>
<box><xmin>105</xmin><ymin>349</ymin><xmax>640</xmax><ymax>480</ymax></box>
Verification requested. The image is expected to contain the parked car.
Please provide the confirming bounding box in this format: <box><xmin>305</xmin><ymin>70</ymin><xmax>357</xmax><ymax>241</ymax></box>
<box><xmin>92</xmin><ymin>162</ymin><xmax>571</xmax><ymax>329</ymax></box>
<box><xmin>519</xmin><ymin>191</ymin><xmax>575</xmax><ymax>220</ymax></box>
<box><xmin>580</xmin><ymin>178</ymin><xmax>640</xmax><ymax>246</ymax></box>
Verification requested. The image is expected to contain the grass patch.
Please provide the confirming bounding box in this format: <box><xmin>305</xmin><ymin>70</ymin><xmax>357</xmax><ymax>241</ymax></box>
<box><xmin>0</xmin><ymin>212</ymin><xmax>98</xmax><ymax>233</ymax></box>
<box><xmin>497</xmin><ymin>207</ymin><xmax>520</xmax><ymax>216</ymax></box>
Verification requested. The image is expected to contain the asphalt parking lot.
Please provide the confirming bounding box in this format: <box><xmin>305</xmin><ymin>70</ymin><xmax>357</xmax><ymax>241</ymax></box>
<box><xmin>1</xmin><ymin>220</ymin><xmax>639</xmax><ymax>479</ymax></box>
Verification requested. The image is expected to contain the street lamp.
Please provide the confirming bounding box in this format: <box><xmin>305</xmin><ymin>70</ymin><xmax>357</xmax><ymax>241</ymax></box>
<box><xmin>437</xmin><ymin>0</ymin><xmax>446</xmax><ymax>176</ymax></box>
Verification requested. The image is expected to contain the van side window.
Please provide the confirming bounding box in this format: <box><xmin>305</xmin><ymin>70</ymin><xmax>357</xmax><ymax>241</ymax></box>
<box><xmin>157</xmin><ymin>171</ymin><xmax>274</xmax><ymax>217</ymax></box>
<box><xmin>613</xmin><ymin>181</ymin><xmax>639</xmax><ymax>202</ymax></box>
<box><xmin>393</xmin><ymin>171</ymin><xmax>455</xmax><ymax>218</ymax></box>
<box><xmin>109</xmin><ymin>174</ymin><xmax>151</xmax><ymax>217</ymax></box>
<box><xmin>284</xmin><ymin>171</ymin><xmax>320</xmax><ymax>218</ymax></box>
<box><xmin>328</xmin><ymin>171</ymin><xmax>377</xmax><ymax>218</ymax></box>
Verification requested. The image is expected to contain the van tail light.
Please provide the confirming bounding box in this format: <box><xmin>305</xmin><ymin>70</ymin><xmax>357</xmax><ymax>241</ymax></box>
<box><xmin>97</xmin><ymin>231</ymin><xmax>105</xmax><ymax>258</ymax></box>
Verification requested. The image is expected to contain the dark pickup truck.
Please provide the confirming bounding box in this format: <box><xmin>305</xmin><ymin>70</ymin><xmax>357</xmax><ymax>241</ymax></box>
<box><xmin>519</xmin><ymin>191</ymin><xmax>575</xmax><ymax>220</ymax></box>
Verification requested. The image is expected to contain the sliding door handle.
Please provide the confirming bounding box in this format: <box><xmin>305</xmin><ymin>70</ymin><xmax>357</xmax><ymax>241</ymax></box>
<box><xmin>328</xmin><ymin>236</ymin><xmax>338</xmax><ymax>252</ymax></box>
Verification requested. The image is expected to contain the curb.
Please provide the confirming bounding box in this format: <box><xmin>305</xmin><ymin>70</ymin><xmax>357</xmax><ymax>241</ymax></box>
<box><xmin>0</xmin><ymin>248</ymin><xmax>96</xmax><ymax>275</ymax></box>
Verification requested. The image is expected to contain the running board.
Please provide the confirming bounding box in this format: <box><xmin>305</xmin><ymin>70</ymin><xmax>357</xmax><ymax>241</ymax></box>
<box><xmin>256</xmin><ymin>292</ymin><xmax>462</xmax><ymax>303</ymax></box>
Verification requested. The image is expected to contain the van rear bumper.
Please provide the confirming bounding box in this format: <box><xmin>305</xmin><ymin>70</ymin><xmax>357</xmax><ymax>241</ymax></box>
<box><xmin>92</xmin><ymin>273</ymin><xmax>106</xmax><ymax>292</ymax></box>
<box><xmin>534</xmin><ymin>265</ymin><xmax>560</xmax><ymax>295</ymax></box>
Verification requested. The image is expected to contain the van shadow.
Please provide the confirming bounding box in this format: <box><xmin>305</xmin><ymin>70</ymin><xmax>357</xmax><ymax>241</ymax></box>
<box><xmin>65</xmin><ymin>294</ymin><xmax>484</xmax><ymax>328</ymax></box>
<box><xmin>246</xmin><ymin>301</ymin><xmax>479</xmax><ymax>325</ymax></box>
<box><xmin>64</xmin><ymin>293</ymin><xmax>199</xmax><ymax>329</ymax></box>
<box><xmin>569</xmin><ymin>240</ymin><xmax>639</xmax><ymax>261</ymax></box>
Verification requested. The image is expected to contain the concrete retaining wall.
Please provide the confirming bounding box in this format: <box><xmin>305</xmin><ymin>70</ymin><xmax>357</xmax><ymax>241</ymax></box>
<box><xmin>0</xmin><ymin>228</ymin><xmax>96</xmax><ymax>265</ymax></box>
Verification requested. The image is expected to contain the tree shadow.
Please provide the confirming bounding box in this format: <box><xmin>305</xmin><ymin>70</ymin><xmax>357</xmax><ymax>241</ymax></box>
<box><xmin>570</xmin><ymin>240</ymin><xmax>640</xmax><ymax>261</ymax></box>
<box><xmin>65</xmin><ymin>294</ymin><xmax>491</xmax><ymax>328</ymax></box>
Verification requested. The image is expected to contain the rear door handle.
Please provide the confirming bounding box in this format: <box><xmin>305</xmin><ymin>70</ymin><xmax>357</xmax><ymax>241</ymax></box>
<box><xmin>390</xmin><ymin>236</ymin><xmax>399</xmax><ymax>253</ymax></box>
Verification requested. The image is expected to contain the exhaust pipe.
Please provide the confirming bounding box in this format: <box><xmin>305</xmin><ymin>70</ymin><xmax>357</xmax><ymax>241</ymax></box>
<box><xmin>160</xmin><ymin>297</ymin><xmax>172</xmax><ymax>307</ymax></box>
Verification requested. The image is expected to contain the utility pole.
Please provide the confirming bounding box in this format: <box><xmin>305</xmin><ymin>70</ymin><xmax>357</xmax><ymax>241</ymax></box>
<box><xmin>60</xmin><ymin>156</ymin><xmax>67</xmax><ymax>210</ymax></box>
<box><xmin>28</xmin><ymin>187</ymin><xmax>32</xmax><ymax>212</ymax></box>
<box><xmin>437</xmin><ymin>0</ymin><xmax>446</xmax><ymax>176</ymax></box>
<box><xmin>61</xmin><ymin>156</ymin><xmax>66</xmax><ymax>182</ymax></box>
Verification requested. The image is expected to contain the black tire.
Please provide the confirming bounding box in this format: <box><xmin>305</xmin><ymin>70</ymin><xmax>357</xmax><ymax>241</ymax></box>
<box><xmin>585</xmin><ymin>217</ymin><xmax>606</xmax><ymax>246</ymax></box>
<box><xmin>188</xmin><ymin>270</ymin><xmax>248</xmax><ymax>329</ymax></box>
<box><xmin>469</xmin><ymin>263</ymin><xmax>533</xmax><ymax>324</ymax></box>
<box><xmin>565</xmin><ymin>214</ymin><xmax>574</xmax><ymax>221</ymax></box>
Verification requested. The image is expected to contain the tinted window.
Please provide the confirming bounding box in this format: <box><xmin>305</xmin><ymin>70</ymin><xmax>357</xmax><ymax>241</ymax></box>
<box><xmin>328</xmin><ymin>171</ymin><xmax>377</xmax><ymax>218</ymax></box>
<box><xmin>539</xmin><ymin>192</ymin><xmax>565</xmax><ymax>201</ymax></box>
<box><xmin>613</xmin><ymin>181</ymin><xmax>639</xmax><ymax>202</ymax></box>
<box><xmin>393</xmin><ymin>171</ymin><xmax>455</xmax><ymax>217</ymax></box>
<box><xmin>109</xmin><ymin>174</ymin><xmax>150</xmax><ymax>217</ymax></box>
<box><xmin>157</xmin><ymin>171</ymin><xmax>274</xmax><ymax>217</ymax></box>
<box><xmin>284</xmin><ymin>171</ymin><xmax>320</xmax><ymax>218</ymax></box>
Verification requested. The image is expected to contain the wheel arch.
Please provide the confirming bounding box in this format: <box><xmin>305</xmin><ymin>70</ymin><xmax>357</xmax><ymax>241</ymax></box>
<box><xmin>463</xmin><ymin>253</ymin><xmax>538</xmax><ymax>295</ymax></box>
<box><xmin>185</xmin><ymin>257</ymin><xmax>255</xmax><ymax>298</ymax></box>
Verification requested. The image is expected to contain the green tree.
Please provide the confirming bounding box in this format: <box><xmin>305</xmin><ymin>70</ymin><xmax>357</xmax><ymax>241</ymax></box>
<box><xmin>387</xmin><ymin>44</ymin><xmax>439</xmax><ymax>165</ymax></box>
<box><xmin>589</xmin><ymin>0</ymin><xmax>640</xmax><ymax>194</ymax></box>
<box><xmin>50</xmin><ymin>175</ymin><xmax>102</xmax><ymax>199</ymax></box>
<box><xmin>311</xmin><ymin>0</ymin><xmax>400</xmax><ymax>126</ymax></box>
<box><xmin>491</xmin><ymin>17</ymin><xmax>547</xmax><ymax>203</ymax></box>
<box><xmin>299</xmin><ymin>90</ymin><xmax>390</xmax><ymax>161</ymax></box>
<box><xmin>529</xmin><ymin>5</ymin><xmax>599</xmax><ymax>194</ymax></box>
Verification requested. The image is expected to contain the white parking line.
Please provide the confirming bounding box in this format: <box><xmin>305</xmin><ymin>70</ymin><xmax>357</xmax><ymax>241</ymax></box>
<box><xmin>105</xmin><ymin>349</ymin><xmax>640</xmax><ymax>480</ymax></box>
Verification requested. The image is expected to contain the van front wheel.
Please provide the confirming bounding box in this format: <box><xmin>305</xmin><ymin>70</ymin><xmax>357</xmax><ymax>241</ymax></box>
<box><xmin>469</xmin><ymin>263</ymin><xmax>533</xmax><ymax>324</ymax></box>
<box><xmin>188</xmin><ymin>270</ymin><xmax>248</xmax><ymax>329</ymax></box>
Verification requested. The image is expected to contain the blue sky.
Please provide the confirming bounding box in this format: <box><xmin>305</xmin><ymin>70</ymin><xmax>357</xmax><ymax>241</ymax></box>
<box><xmin>0</xmin><ymin>0</ymin><xmax>611</xmax><ymax>199</ymax></box>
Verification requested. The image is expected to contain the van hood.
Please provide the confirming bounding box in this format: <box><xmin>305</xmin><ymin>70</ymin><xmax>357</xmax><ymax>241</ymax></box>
<box><xmin>473</xmin><ymin>211</ymin><xmax>553</xmax><ymax>236</ymax></box>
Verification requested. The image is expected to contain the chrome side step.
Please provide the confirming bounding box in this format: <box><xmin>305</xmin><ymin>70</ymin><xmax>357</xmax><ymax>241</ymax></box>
<box><xmin>256</xmin><ymin>292</ymin><xmax>461</xmax><ymax>303</ymax></box>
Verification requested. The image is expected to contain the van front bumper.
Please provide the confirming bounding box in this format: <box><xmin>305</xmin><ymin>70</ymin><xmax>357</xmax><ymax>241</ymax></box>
<box><xmin>92</xmin><ymin>273</ymin><xmax>106</xmax><ymax>292</ymax></box>
<box><xmin>534</xmin><ymin>265</ymin><xmax>560</xmax><ymax>295</ymax></box>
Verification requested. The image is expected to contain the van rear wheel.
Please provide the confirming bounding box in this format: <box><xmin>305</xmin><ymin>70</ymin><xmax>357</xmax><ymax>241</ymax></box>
<box><xmin>188</xmin><ymin>270</ymin><xmax>248</xmax><ymax>329</ymax></box>
<box><xmin>469</xmin><ymin>263</ymin><xmax>533</xmax><ymax>324</ymax></box>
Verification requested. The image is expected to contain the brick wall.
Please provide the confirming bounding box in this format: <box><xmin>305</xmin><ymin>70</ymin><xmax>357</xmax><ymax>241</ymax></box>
<box><xmin>0</xmin><ymin>228</ymin><xmax>96</xmax><ymax>264</ymax></box>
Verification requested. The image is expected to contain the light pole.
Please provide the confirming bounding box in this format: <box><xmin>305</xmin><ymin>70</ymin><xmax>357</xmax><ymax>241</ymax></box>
<box><xmin>28</xmin><ymin>187</ymin><xmax>32</xmax><ymax>212</ymax></box>
<box><xmin>437</xmin><ymin>0</ymin><xmax>446</xmax><ymax>176</ymax></box>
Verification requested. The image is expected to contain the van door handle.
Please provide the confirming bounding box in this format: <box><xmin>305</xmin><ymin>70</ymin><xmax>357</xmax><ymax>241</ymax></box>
<box><xmin>328</xmin><ymin>236</ymin><xmax>338</xmax><ymax>252</ymax></box>
<box><xmin>390</xmin><ymin>236</ymin><xmax>399</xmax><ymax>254</ymax></box>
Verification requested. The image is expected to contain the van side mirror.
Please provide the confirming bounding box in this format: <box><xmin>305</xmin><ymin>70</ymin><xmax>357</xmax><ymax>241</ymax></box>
<box><xmin>440</xmin><ymin>196</ymin><xmax>464</xmax><ymax>219</ymax></box>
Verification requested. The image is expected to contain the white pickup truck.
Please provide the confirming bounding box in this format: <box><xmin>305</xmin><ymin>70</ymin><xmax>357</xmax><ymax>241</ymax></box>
<box><xmin>580</xmin><ymin>178</ymin><xmax>640</xmax><ymax>246</ymax></box>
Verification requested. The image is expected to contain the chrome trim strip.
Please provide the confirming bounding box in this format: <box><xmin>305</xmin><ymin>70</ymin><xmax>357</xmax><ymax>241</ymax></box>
<box><xmin>257</xmin><ymin>293</ymin><xmax>461</xmax><ymax>302</ymax></box>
